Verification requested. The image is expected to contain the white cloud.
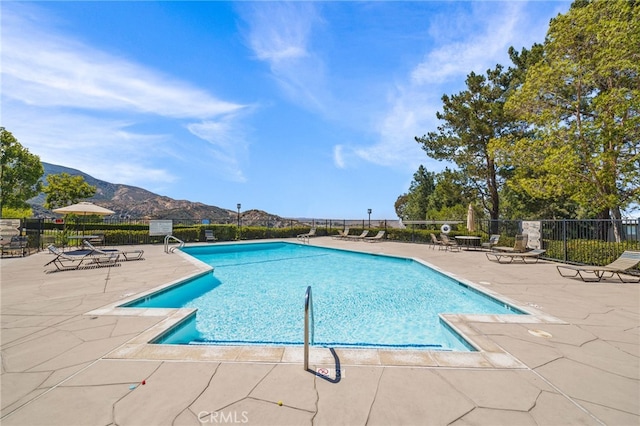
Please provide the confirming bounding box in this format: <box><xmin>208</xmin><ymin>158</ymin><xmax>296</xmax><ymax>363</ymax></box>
<box><xmin>333</xmin><ymin>145</ymin><xmax>346</xmax><ymax>169</ymax></box>
<box><xmin>2</xmin><ymin>28</ymin><xmax>244</xmax><ymax>118</ymax></box>
<box><xmin>186</xmin><ymin>115</ymin><xmax>249</xmax><ymax>183</ymax></box>
<box><xmin>1</xmin><ymin>3</ymin><xmax>251</xmax><ymax>185</ymax></box>
<box><xmin>410</xmin><ymin>3</ymin><xmax>524</xmax><ymax>85</ymax></box>
<box><xmin>344</xmin><ymin>1</ymin><xmax>553</xmax><ymax>172</ymax></box>
<box><xmin>1</xmin><ymin>99</ymin><xmax>178</xmax><ymax>186</ymax></box>
<box><xmin>240</xmin><ymin>2</ymin><xmax>328</xmax><ymax>111</ymax></box>
<box><xmin>243</xmin><ymin>2</ymin><xmax>316</xmax><ymax>63</ymax></box>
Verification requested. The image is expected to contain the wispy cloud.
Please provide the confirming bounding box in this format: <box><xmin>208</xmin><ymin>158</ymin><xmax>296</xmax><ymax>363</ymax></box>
<box><xmin>239</xmin><ymin>2</ymin><xmax>328</xmax><ymax>111</ymax></box>
<box><xmin>186</xmin><ymin>113</ymin><xmax>250</xmax><ymax>183</ymax></box>
<box><xmin>333</xmin><ymin>145</ymin><xmax>346</xmax><ymax>169</ymax></box>
<box><xmin>341</xmin><ymin>1</ymin><xmax>550</xmax><ymax>172</ymax></box>
<box><xmin>1</xmin><ymin>3</ymin><xmax>250</xmax><ymax>186</ymax></box>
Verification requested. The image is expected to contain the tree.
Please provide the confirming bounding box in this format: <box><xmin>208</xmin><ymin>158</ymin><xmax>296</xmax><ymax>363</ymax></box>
<box><xmin>398</xmin><ymin>166</ymin><xmax>437</xmax><ymax>220</ymax></box>
<box><xmin>43</xmin><ymin>173</ymin><xmax>96</xmax><ymax>210</ymax></box>
<box><xmin>396</xmin><ymin>166</ymin><xmax>473</xmax><ymax>221</ymax></box>
<box><xmin>0</xmin><ymin>128</ymin><xmax>44</xmax><ymax>216</ymax></box>
<box><xmin>503</xmin><ymin>0</ymin><xmax>640</xmax><ymax>237</ymax></box>
<box><xmin>394</xmin><ymin>193</ymin><xmax>410</xmax><ymax>220</ymax></box>
<box><xmin>415</xmin><ymin>64</ymin><xmax>522</xmax><ymax>222</ymax></box>
<box><xmin>425</xmin><ymin>168</ymin><xmax>472</xmax><ymax>220</ymax></box>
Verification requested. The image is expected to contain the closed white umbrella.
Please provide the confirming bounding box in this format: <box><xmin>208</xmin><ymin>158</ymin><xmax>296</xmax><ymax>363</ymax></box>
<box><xmin>467</xmin><ymin>204</ymin><xmax>476</xmax><ymax>232</ymax></box>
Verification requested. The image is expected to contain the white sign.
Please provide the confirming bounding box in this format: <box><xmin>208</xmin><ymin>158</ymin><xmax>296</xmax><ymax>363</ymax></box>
<box><xmin>149</xmin><ymin>220</ymin><xmax>173</xmax><ymax>236</ymax></box>
<box><xmin>522</xmin><ymin>221</ymin><xmax>541</xmax><ymax>249</ymax></box>
<box><xmin>0</xmin><ymin>219</ymin><xmax>20</xmax><ymax>237</ymax></box>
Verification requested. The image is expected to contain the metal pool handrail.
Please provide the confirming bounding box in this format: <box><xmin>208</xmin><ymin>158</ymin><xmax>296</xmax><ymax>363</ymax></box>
<box><xmin>164</xmin><ymin>235</ymin><xmax>185</xmax><ymax>253</ymax></box>
<box><xmin>304</xmin><ymin>285</ymin><xmax>314</xmax><ymax>370</ymax></box>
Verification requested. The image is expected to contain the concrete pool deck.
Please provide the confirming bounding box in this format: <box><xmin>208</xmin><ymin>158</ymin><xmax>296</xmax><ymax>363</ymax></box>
<box><xmin>1</xmin><ymin>238</ymin><xmax>638</xmax><ymax>425</ymax></box>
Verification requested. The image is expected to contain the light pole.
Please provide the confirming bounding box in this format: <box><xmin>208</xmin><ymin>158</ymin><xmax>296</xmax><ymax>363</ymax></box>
<box><xmin>236</xmin><ymin>203</ymin><xmax>241</xmax><ymax>239</ymax></box>
<box><xmin>367</xmin><ymin>208</ymin><xmax>372</xmax><ymax>228</ymax></box>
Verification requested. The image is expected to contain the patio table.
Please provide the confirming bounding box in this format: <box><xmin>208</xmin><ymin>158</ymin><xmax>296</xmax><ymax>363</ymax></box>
<box><xmin>455</xmin><ymin>236</ymin><xmax>481</xmax><ymax>250</ymax></box>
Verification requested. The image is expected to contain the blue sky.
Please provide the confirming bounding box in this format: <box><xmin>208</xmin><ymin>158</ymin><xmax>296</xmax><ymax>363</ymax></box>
<box><xmin>1</xmin><ymin>1</ymin><xmax>570</xmax><ymax>219</ymax></box>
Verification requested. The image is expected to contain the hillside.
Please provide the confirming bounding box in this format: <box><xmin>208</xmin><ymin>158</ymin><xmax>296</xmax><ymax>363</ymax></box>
<box><xmin>29</xmin><ymin>163</ymin><xmax>287</xmax><ymax>225</ymax></box>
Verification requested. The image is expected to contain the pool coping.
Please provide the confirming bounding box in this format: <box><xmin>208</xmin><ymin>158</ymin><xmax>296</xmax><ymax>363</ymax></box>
<box><xmin>86</xmin><ymin>240</ymin><xmax>567</xmax><ymax>369</ymax></box>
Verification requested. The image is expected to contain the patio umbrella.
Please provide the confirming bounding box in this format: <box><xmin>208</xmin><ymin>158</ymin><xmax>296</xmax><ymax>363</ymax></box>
<box><xmin>466</xmin><ymin>203</ymin><xmax>476</xmax><ymax>232</ymax></box>
<box><xmin>53</xmin><ymin>202</ymin><xmax>115</xmax><ymax>235</ymax></box>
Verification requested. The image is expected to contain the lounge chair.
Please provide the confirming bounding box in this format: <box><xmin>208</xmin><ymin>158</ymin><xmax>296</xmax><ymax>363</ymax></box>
<box><xmin>430</xmin><ymin>233</ymin><xmax>445</xmax><ymax>250</ymax></box>
<box><xmin>44</xmin><ymin>244</ymin><xmax>118</xmax><ymax>271</ymax></box>
<box><xmin>556</xmin><ymin>250</ymin><xmax>640</xmax><ymax>283</ymax></box>
<box><xmin>492</xmin><ymin>234</ymin><xmax>528</xmax><ymax>253</ymax></box>
<box><xmin>83</xmin><ymin>240</ymin><xmax>144</xmax><ymax>261</ymax></box>
<box><xmin>481</xmin><ymin>234</ymin><xmax>500</xmax><ymax>251</ymax></box>
<box><xmin>486</xmin><ymin>249</ymin><xmax>546</xmax><ymax>264</ymax></box>
<box><xmin>332</xmin><ymin>227</ymin><xmax>350</xmax><ymax>239</ymax></box>
<box><xmin>364</xmin><ymin>230</ymin><xmax>385</xmax><ymax>242</ymax></box>
<box><xmin>204</xmin><ymin>230</ymin><xmax>217</xmax><ymax>242</ymax></box>
<box><xmin>297</xmin><ymin>228</ymin><xmax>316</xmax><ymax>240</ymax></box>
<box><xmin>439</xmin><ymin>234</ymin><xmax>460</xmax><ymax>252</ymax></box>
<box><xmin>346</xmin><ymin>230</ymin><xmax>369</xmax><ymax>240</ymax></box>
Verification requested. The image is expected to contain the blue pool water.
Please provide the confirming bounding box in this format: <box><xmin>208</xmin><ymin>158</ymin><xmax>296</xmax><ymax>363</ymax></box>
<box><xmin>126</xmin><ymin>242</ymin><xmax>523</xmax><ymax>351</ymax></box>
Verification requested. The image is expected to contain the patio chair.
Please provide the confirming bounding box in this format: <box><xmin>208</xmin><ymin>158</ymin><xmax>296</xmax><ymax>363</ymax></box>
<box><xmin>439</xmin><ymin>234</ymin><xmax>460</xmax><ymax>252</ymax></box>
<box><xmin>1</xmin><ymin>236</ymin><xmax>28</xmax><ymax>257</ymax></box>
<box><xmin>486</xmin><ymin>249</ymin><xmax>546</xmax><ymax>264</ymax></box>
<box><xmin>364</xmin><ymin>230</ymin><xmax>385</xmax><ymax>242</ymax></box>
<box><xmin>44</xmin><ymin>244</ymin><xmax>118</xmax><ymax>271</ymax></box>
<box><xmin>481</xmin><ymin>234</ymin><xmax>500</xmax><ymax>251</ymax></box>
<box><xmin>430</xmin><ymin>233</ymin><xmax>445</xmax><ymax>250</ymax></box>
<box><xmin>204</xmin><ymin>230</ymin><xmax>217</xmax><ymax>242</ymax></box>
<box><xmin>332</xmin><ymin>227</ymin><xmax>350</xmax><ymax>239</ymax></box>
<box><xmin>556</xmin><ymin>250</ymin><xmax>640</xmax><ymax>283</ymax></box>
<box><xmin>297</xmin><ymin>228</ymin><xmax>316</xmax><ymax>240</ymax></box>
<box><xmin>83</xmin><ymin>240</ymin><xmax>144</xmax><ymax>261</ymax></box>
<box><xmin>492</xmin><ymin>234</ymin><xmax>528</xmax><ymax>253</ymax></box>
<box><xmin>346</xmin><ymin>230</ymin><xmax>369</xmax><ymax>240</ymax></box>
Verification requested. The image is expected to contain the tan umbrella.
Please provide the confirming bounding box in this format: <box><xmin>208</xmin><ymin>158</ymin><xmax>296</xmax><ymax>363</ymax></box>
<box><xmin>53</xmin><ymin>202</ymin><xmax>115</xmax><ymax>235</ymax></box>
<box><xmin>53</xmin><ymin>201</ymin><xmax>115</xmax><ymax>216</ymax></box>
<box><xmin>466</xmin><ymin>203</ymin><xmax>476</xmax><ymax>232</ymax></box>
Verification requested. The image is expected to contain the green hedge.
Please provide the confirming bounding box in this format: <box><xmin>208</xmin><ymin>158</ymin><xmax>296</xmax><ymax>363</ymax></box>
<box><xmin>545</xmin><ymin>239</ymin><xmax>640</xmax><ymax>267</ymax></box>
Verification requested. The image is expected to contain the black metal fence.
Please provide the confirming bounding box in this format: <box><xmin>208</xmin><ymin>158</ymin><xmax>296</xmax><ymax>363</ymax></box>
<box><xmin>9</xmin><ymin>216</ymin><xmax>640</xmax><ymax>268</ymax></box>
<box><xmin>486</xmin><ymin>219</ymin><xmax>639</xmax><ymax>267</ymax></box>
<box><xmin>17</xmin><ymin>217</ymin><xmax>396</xmax><ymax>250</ymax></box>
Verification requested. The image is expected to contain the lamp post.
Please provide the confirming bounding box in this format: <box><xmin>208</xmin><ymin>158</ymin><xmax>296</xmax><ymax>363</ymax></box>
<box><xmin>236</xmin><ymin>203</ymin><xmax>241</xmax><ymax>239</ymax></box>
<box><xmin>367</xmin><ymin>208</ymin><xmax>372</xmax><ymax>228</ymax></box>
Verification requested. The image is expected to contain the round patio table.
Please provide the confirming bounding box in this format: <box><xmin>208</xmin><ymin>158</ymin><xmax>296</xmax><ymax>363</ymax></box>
<box><xmin>454</xmin><ymin>236</ymin><xmax>481</xmax><ymax>250</ymax></box>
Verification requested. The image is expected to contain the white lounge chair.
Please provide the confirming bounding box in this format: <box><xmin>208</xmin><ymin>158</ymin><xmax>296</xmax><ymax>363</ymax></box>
<box><xmin>346</xmin><ymin>230</ymin><xmax>369</xmax><ymax>240</ymax></box>
<box><xmin>44</xmin><ymin>244</ymin><xmax>118</xmax><ymax>271</ymax></box>
<box><xmin>297</xmin><ymin>228</ymin><xmax>316</xmax><ymax>240</ymax></box>
<box><xmin>364</xmin><ymin>230</ymin><xmax>385</xmax><ymax>242</ymax></box>
<box><xmin>486</xmin><ymin>249</ymin><xmax>546</xmax><ymax>264</ymax></box>
<box><xmin>332</xmin><ymin>227</ymin><xmax>350</xmax><ymax>239</ymax></box>
<box><xmin>481</xmin><ymin>234</ymin><xmax>500</xmax><ymax>251</ymax></box>
<box><xmin>492</xmin><ymin>234</ymin><xmax>528</xmax><ymax>253</ymax></box>
<box><xmin>83</xmin><ymin>240</ymin><xmax>144</xmax><ymax>261</ymax></box>
<box><xmin>205</xmin><ymin>230</ymin><xmax>217</xmax><ymax>242</ymax></box>
<box><xmin>557</xmin><ymin>250</ymin><xmax>640</xmax><ymax>283</ymax></box>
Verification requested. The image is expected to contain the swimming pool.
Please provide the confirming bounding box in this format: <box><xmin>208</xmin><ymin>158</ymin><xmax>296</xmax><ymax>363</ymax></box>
<box><xmin>125</xmin><ymin>242</ymin><xmax>523</xmax><ymax>351</ymax></box>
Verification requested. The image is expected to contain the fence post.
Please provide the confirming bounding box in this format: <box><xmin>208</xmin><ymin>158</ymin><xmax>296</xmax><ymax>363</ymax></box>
<box><xmin>562</xmin><ymin>219</ymin><xmax>568</xmax><ymax>263</ymax></box>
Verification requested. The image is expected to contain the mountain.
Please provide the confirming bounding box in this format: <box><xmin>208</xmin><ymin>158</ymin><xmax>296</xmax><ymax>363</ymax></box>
<box><xmin>29</xmin><ymin>163</ymin><xmax>288</xmax><ymax>225</ymax></box>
